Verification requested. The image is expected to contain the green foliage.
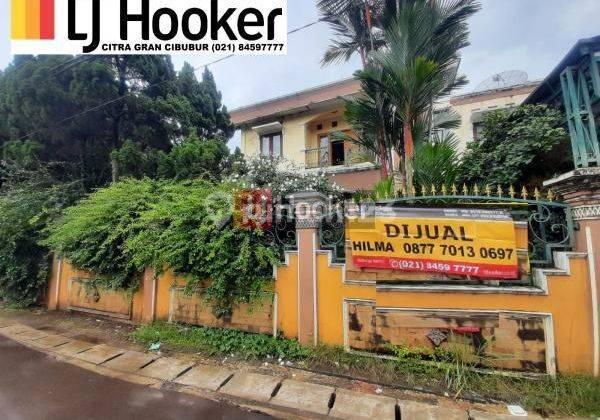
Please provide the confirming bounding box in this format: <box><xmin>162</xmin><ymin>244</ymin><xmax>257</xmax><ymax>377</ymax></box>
<box><xmin>0</xmin><ymin>170</ymin><xmax>82</xmax><ymax>305</ymax></box>
<box><xmin>156</xmin><ymin>132</ymin><xmax>230</xmax><ymax>181</ymax></box>
<box><xmin>124</xmin><ymin>180</ymin><xmax>280</xmax><ymax>315</ymax></box>
<box><xmin>112</xmin><ymin>132</ymin><xmax>231</xmax><ymax>182</ymax></box>
<box><xmin>229</xmin><ymin>155</ymin><xmax>343</xmax><ymax>198</ymax></box>
<box><xmin>413</xmin><ymin>134</ymin><xmax>461</xmax><ymax>188</ymax></box>
<box><xmin>370</xmin><ymin>177</ymin><xmax>395</xmax><ymax>200</ymax></box>
<box><xmin>460</xmin><ymin>105</ymin><xmax>570</xmax><ymax>186</ymax></box>
<box><xmin>45</xmin><ymin>178</ymin><xmax>280</xmax><ymax>313</ymax></box>
<box><xmin>131</xmin><ymin>321</ymin><xmax>311</xmax><ymax>360</ymax></box>
<box><xmin>0</xmin><ymin>56</ymin><xmax>234</xmax><ymax>191</ymax></box>
<box><xmin>43</xmin><ymin>179</ymin><xmax>161</xmax><ymax>290</ymax></box>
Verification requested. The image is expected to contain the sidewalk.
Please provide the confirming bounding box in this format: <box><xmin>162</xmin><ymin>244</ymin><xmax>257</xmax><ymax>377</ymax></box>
<box><xmin>0</xmin><ymin>312</ymin><xmax>548</xmax><ymax>419</ymax></box>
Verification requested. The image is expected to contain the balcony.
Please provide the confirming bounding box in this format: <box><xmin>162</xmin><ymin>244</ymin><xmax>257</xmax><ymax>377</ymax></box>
<box><xmin>304</xmin><ymin>145</ymin><xmax>376</xmax><ymax>170</ymax></box>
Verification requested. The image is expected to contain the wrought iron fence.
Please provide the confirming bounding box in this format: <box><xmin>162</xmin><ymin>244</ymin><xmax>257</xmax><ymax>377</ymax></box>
<box><xmin>375</xmin><ymin>194</ymin><xmax>573</xmax><ymax>268</ymax></box>
<box><xmin>264</xmin><ymin>185</ymin><xmax>574</xmax><ymax>272</ymax></box>
<box><xmin>316</xmin><ymin>185</ymin><xmax>574</xmax><ymax>269</ymax></box>
<box><xmin>264</xmin><ymin>204</ymin><xmax>298</xmax><ymax>259</ymax></box>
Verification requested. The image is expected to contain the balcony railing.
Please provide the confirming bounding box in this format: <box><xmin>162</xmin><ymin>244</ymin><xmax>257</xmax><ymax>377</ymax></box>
<box><xmin>304</xmin><ymin>147</ymin><xmax>375</xmax><ymax>169</ymax></box>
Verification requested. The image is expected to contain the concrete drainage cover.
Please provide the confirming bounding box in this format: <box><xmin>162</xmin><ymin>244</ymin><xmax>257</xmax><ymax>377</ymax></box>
<box><xmin>102</xmin><ymin>351</ymin><xmax>157</xmax><ymax>373</ymax></box>
<box><xmin>15</xmin><ymin>329</ymin><xmax>50</xmax><ymax>341</ymax></box>
<box><xmin>54</xmin><ymin>340</ymin><xmax>96</xmax><ymax>356</ymax></box>
<box><xmin>75</xmin><ymin>344</ymin><xmax>125</xmax><ymax>365</ymax></box>
<box><xmin>0</xmin><ymin>324</ymin><xmax>37</xmax><ymax>337</ymax></box>
<box><xmin>138</xmin><ymin>357</ymin><xmax>194</xmax><ymax>381</ymax></box>
<box><xmin>270</xmin><ymin>379</ymin><xmax>335</xmax><ymax>415</ymax></box>
<box><xmin>31</xmin><ymin>335</ymin><xmax>71</xmax><ymax>349</ymax></box>
<box><xmin>220</xmin><ymin>372</ymin><xmax>281</xmax><ymax>403</ymax></box>
<box><xmin>329</xmin><ymin>389</ymin><xmax>396</xmax><ymax>420</ymax></box>
<box><xmin>399</xmin><ymin>400</ymin><xmax>468</xmax><ymax>420</ymax></box>
<box><xmin>175</xmin><ymin>364</ymin><xmax>233</xmax><ymax>391</ymax></box>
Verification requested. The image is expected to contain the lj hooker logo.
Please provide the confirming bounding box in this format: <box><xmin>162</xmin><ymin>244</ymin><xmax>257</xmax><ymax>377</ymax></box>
<box><xmin>11</xmin><ymin>0</ymin><xmax>288</xmax><ymax>55</ymax></box>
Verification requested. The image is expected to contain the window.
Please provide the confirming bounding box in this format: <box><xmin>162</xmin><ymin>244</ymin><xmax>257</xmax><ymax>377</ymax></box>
<box><xmin>473</xmin><ymin>122</ymin><xmax>485</xmax><ymax>141</ymax></box>
<box><xmin>260</xmin><ymin>132</ymin><xmax>282</xmax><ymax>157</ymax></box>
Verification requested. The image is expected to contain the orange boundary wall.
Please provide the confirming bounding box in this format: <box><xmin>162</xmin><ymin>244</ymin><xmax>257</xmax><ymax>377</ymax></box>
<box><xmin>46</xmin><ymin>216</ymin><xmax>598</xmax><ymax>377</ymax></box>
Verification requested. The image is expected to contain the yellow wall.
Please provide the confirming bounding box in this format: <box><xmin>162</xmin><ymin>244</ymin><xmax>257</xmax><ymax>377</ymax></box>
<box><xmin>274</xmin><ymin>253</ymin><xmax>299</xmax><ymax>339</ymax></box>
<box><xmin>240</xmin><ymin>107</ymin><xmax>350</xmax><ymax>167</ymax></box>
<box><xmin>311</xmin><ymin>251</ymin><xmax>594</xmax><ymax>374</ymax></box>
<box><xmin>442</xmin><ymin>90</ymin><xmax>533</xmax><ymax>153</ymax></box>
<box><xmin>47</xmin><ymin>237</ymin><xmax>595</xmax><ymax>374</ymax></box>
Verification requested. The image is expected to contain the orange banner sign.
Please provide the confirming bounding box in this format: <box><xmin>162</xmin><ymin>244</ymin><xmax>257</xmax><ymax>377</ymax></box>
<box><xmin>347</xmin><ymin>207</ymin><xmax>519</xmax><ymax>279</ymax></box>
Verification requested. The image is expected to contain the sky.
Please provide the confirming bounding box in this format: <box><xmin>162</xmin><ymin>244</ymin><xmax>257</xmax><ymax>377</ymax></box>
<box><xmin>1</xmin><ymin>0</ymin><xmax>599</xmax><ymax>149</ymax></box>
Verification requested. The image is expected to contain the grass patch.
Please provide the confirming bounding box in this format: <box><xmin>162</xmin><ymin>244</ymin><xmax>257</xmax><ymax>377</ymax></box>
<box><xmin>131</xmin><ymin>321</ymin><xmax>311</xmax><ymax>360</ymax></box>
<box><xmin>131</xmin><ymin>322</ymin><xmax>600</xmax><ymax>416</ymax></box>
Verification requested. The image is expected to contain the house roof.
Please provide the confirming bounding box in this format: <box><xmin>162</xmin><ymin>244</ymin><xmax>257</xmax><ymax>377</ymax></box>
<box><xmin>450</xmin><ymin>81</ymin><xmax>541</xmax><ymax>106</ymax></box>
<box><xmin>525</xmin><ymin>35</ymin><xmax>600</xmax><ymax>104</ymax></box>
<box><xmin>229</xmin><ymin>77</ymin><xmax>361</xmax><ymax>126</ymax></box>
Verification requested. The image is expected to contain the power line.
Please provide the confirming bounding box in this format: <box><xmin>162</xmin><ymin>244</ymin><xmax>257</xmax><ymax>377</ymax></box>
<box><xmin>16</xmin><ymin>19</ymin><xmax>325</xmax><ymax>141</ymax></box>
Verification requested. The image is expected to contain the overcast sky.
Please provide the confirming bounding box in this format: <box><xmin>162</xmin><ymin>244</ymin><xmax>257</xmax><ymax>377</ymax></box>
<box><xmin>1</xmin><ymin>0</ymin><xmax>599</xmax><ymax>149</ymax></box>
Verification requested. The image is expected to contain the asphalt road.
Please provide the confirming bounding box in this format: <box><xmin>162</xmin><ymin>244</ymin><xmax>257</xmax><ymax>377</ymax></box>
<box><xmin>0</xmin><ymin>336</ymin><xmax>270</xmax><ymax>420</ymax></box>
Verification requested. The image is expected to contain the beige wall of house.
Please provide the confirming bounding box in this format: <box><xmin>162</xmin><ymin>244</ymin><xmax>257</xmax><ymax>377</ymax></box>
<box><xmin>231</xmin><ymin>78</ymin><xmax>540</xmax><ymax>190</ymax></box>
<box><xmin>240</xmin><ymin>106</ymin><xmax>353</xmax><ymax>168</ymax></box>
<box><xmin>446</xmin><ymin>82</ymin><xmax>540</xmax><ymax>153</ymax></box>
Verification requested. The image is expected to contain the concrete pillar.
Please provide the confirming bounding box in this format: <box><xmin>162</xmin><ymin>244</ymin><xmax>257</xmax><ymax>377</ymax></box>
<box><xmin>141</xmin><ymin>268</ymin><xmax>157</xmax><ymax>323</ymax></box>
<box><xmin>288</xmin><ymin>191</ymin><xmax>327</xmax><ymax>346</ymax></box>
<box><xmin>545</xmin><ymin>167</ymin><xmax>600</xmax><ymax>376</ymax></box>
<box><xmin>46</xmin><ymin>256</ymin><xmax>63</xmax><ymax>310</ymax></box>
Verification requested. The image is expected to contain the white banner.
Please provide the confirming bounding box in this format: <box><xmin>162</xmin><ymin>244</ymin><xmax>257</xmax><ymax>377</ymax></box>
<box><xmin>11</xmin><ymin>0</ymin><xmax>288</xmax><ymax>55</ymax></box>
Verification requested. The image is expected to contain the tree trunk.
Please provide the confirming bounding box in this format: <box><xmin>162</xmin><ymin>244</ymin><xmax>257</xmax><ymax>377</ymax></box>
<box><xmin>359</xmin><ymin>47</ymin><xmax>366</xmax><ymax>68</ymax></box>
<box><xmin>378</xmin><ymin>140</ymin><xmax>389</xmax><ymax>179</ymax></box>
<box><xmin>403</xmin><ymin>122</ymin><xmax>414</xmax><ymax>195</ymax></box>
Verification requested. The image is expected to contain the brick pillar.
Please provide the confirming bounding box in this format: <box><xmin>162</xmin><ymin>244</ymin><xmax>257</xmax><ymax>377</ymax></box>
<box><xmin>545</xmin><ymin>167</ymin><xmax>600</xmax><ymax>376</ymax></box>
<box><xmin>288</xmin><ymin>191</ymin><xmax>327</xmax><ymax>346</ymax></box>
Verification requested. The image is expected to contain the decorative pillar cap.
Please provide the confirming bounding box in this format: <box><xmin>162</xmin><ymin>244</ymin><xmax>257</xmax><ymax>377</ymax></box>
<box><xmin>287</xmin><ymin>191</ymin><xmax>328</xmax><ymax>229</ymax></box>
<box><xmin>286</xmin><ymin>190</ymin><xmax>328</xmax><ymax>205</ymax></box>
<box><xmin>544</xmin><ymin>168</ymin><xmax>600</xmax><ymax>220</ymax></box>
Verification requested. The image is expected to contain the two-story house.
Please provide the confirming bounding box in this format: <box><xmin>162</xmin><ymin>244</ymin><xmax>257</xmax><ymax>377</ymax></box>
<box><xmin>229</xmin><ymin>78</ymin><xmax>382</xmax><ymax>191</ymax></box>
<box><xmin>230</xmin><ymin>76</ymin><xmax>540</xmax><ymax>191</ymax></box>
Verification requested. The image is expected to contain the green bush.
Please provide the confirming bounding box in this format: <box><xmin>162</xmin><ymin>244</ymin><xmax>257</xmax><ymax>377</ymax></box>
<box><xmin>45</xmin><ymin>178</ymin><xmax>280</xmax><ymax>314</ymax></box>
<box><xmin>111</xmin><ymin>132</ymin><xmax>231</xmax><ymax>182</ymax></box>
<box><xmin>43</xmin><ymin>178</ymin><xmax>161</xmax><ymax>290</ymax></box>
<box><xmin>0</xmin><ymin>172</ymin><xmax>81</xmax><ymax>305</ymax></box>
<box><xmin>459</xmin><ymin>105</ymin><xmax>570</xmax><ymax>186</ymax></box>
<box><xmin>125</xmin><ymin>179</ymin><xmax>280</xmax><ymax>315</ymax></box>
<box><xmin>414</xmin><ymin>134</ymin><xmax>461</xmax><ymax>188</ymax></box>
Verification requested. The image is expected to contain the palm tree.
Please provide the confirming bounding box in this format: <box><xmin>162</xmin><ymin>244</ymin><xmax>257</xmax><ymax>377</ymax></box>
<box><xmin>319</xmin><ymin>3</ymin><xmax>381</xmax><ymax>67</ymax></box>
<box><xmin>333</xmin><ymin>76</ymin><xmax>399</xmax><ymax>178</ymax></box>
<box><xmin>413</xmin><ymin>132</ymin><xmax>461</xmax><ymax>187</ymax></box>
<box><xmin>359</xmin><ymin>0</ymin><xmax>479</xmax><ymax>193</ymax></box>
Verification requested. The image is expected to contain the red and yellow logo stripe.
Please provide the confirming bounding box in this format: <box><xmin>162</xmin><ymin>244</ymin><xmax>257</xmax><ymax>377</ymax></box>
<box><xmin>12</xmin><ymin>0</ymin><xmax>55</xmax><ymax>40</ymax></box>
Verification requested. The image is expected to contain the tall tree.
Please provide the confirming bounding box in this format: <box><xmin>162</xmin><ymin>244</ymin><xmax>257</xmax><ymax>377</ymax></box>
<box><xmin>319</xmin><ymin>1</ymin><xmax>383</xmax><ymax>67</ymax></box>
<box><xmin>355</xmin><ymin>0</ymin><xmax>479</xmax><ymax>193</ymax></box>
<box><xmin>0</xmin><ymin>56</ymin><xmax>234</xmax><ymax>190</ymax></box>
<box><xmin>176</xmin><ymin>64</ymin><xmax>235</xmax><ymax>141</ymax></box>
